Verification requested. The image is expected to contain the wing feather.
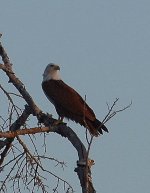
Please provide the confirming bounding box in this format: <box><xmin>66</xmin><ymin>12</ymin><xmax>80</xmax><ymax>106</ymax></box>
<box><xmin>42</xmin><ymin>80</ymin><xmax>95</xmax><ymax>121</ymax></box>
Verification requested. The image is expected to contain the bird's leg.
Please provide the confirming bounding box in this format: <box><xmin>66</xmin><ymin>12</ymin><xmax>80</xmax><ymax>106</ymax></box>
<box><xmin>53</xmin><ymin>116</ymin><xmax>64</xmax><ymax>125</ymax></box>
<box><xmin>58</xmin><ymin>116</ymin><xmax>64</xmax><ymax>122</ymax></box>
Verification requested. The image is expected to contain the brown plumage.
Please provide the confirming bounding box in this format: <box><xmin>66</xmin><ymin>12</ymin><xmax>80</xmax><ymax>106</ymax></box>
<box><xmin>42</xmin><ymin>63</ymin><xmax>108</xmax><ymax>136</ymax></box>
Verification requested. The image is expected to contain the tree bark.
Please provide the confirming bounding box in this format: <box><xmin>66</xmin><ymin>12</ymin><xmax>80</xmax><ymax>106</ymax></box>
<box><xmin>0</xmin><ymin>37</ymin><xmax>96</xmax><ymax>193</ymax></box>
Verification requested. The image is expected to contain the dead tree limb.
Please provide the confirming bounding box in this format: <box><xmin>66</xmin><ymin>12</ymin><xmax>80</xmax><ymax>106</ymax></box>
<box><xmin>0</xmin><ymin>39</ymin><xmax>95</xmax><ymax>193</ymax></box>
<box><xmin>0</xmin><ymin>105</ymin><xmax>31</xmax><ymax>166</ymax></box>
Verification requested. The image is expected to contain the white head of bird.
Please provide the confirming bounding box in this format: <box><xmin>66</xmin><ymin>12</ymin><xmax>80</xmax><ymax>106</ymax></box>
<box><xmin>43</xmin><ymin>63</ymin><xmax>61</xmax><ymax>82</ymax></box>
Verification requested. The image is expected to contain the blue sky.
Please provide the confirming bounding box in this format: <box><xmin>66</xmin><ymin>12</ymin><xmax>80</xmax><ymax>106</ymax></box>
<box><xmin>0</xmin><ymin>1</ymin><xmax>150</xmax><ymax>193</ymax></box>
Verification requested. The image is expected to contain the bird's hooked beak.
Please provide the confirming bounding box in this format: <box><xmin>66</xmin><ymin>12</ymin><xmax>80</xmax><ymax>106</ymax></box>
<box><xmin>43</xmin><ymin>64</ymin><xmax>60</xmax><ymax>77</ymax></box>
<box><xmin>54</xmin><ymin>65</ymin><xmax>60</xmax><ymax>70</ymax></box>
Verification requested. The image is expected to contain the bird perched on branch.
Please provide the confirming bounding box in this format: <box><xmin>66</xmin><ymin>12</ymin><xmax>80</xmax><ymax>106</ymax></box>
<box><xmin>42</xmin><ymin>63</ymin><xmax>108</xmax><ymax>136</ymax></box>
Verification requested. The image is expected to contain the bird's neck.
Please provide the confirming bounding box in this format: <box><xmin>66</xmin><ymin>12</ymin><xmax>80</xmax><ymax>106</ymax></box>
<box><xmin>43</xmin><ymin>71</ymin><xmax>61</xmax><ymax>81</ymax></box>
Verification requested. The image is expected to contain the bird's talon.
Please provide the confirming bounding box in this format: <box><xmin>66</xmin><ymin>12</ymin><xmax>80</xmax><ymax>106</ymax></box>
<box><xmin>53</xmin><ymin>119</ymin><xmax>63</xmax><ymax>125</ymax></box>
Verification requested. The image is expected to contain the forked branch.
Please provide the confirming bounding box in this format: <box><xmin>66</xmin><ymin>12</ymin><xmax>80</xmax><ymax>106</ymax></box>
<box><xmin>0</xmin><ymin>39</ymin><xmax>94</xmax><ymax>193</ymax></box>
<box><xmin>0</xmin><ymin>37</ymin><xmax>131</xmax><ymax>193</ymax></box>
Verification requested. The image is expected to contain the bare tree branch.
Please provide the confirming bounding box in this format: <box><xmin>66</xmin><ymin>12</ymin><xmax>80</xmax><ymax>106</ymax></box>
<box><xmin>0</xmin><ymin>38</ymin><xmax>131</xmax><ymax>193</ymax></box>
<box><xmin>0</xmin><ymin>105</ymin><xmax>31</xmax><ymax>166</ymax></box>
<box><xmin>0</xmin><ymin>36</ymin><xmax>92</xmax><ymax>191</ymax></box>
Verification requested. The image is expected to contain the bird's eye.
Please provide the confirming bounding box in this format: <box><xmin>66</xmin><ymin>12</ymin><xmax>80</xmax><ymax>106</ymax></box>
<box><xmin>50</xmin><ymin>64</ymin><xmax>54</xmax><ymax>67</ymax></box>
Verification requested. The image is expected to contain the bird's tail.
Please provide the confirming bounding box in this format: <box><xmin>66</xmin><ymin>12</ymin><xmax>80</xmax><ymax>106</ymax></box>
<box><xmin>94</xmin><ymin>119</ymin><xmax>108</xmax><ymax>135</ymax></box>
<box><xmin>85</xmin><ymin>118</ymin><xmax>108</xmax><ymax>137</ymax></box>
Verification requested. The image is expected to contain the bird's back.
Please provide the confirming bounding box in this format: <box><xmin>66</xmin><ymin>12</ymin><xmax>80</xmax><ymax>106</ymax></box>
<box><xmin>42</xmin><ymin>79</ymin><xmax>96</xmax><ymax>121</ymax></box>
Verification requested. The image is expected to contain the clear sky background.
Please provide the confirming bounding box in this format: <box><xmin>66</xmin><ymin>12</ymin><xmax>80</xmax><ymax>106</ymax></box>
<box><xmin>0</xmin><ymin>1</ymin><xmax>150</xmax><ymax>193</ymax></box>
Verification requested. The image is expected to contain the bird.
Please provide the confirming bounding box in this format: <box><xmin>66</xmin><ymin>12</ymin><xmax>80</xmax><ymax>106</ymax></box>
<box><xmin>42</xmin><ymin>63</ymin><xmax>108</xmax><ymax>137</ymax></box>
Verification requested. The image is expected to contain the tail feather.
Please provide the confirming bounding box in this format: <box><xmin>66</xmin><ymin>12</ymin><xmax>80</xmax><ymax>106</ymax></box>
<box><xmin>93</xmin><ymin>119</ymin><xmax>108</xmax><ymax>135</ymax></box>
<box><xmin>85</xmin><ymin>118</ymin><xmax>108</xmax><ymax>137</ymax></box>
